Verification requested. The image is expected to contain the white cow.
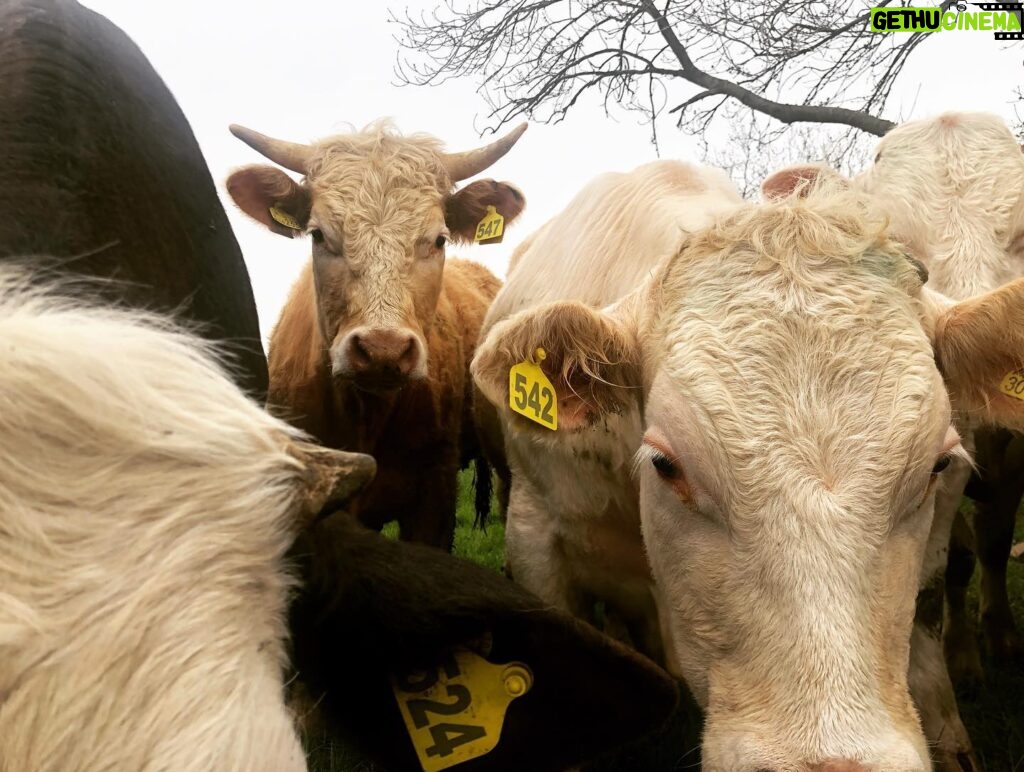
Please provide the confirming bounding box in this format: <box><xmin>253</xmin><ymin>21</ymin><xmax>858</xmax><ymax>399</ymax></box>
<box><xmin>0</xmin><ymin>268</ymin><xmax>374</xmax><ymax>772</ymax></box>
<box><xmin>763</xmin><ymin>110</ymin><xmax>1024</xmax><ymax>771</ymax></box>
<box><xmin>855</xmin><ymin>111</ymin><xmax>1024</xmax><ymax>666</ymax></box>
<box><xmin>474</xmin><ymin>159</ymin><xmax>1024</xmax><ymax>770</ymax></box>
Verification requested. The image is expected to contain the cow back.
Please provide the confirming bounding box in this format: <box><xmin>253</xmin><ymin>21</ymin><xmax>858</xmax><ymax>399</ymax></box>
<box><xmin>0</xmin><ymin>0</ymin><xmax>267</xmax><ymax>398</ymax></box>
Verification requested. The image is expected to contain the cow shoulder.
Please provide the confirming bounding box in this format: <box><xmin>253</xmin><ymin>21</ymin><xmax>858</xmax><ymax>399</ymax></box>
<box><xmin>267</xmin><ymin>263</ymin><xmax>331</xmax><ymax>438</ymax></box>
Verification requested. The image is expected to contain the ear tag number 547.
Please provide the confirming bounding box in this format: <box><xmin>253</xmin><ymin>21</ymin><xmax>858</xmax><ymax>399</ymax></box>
<box><xmin>509</xmin><ymin>347</ymin><xmax>557</xmax><ymax>430</ymax></box>
<box><xmin>474</xmin><ymin>205</ymin><xmax>505</xmax><ymax>244</ymax></box>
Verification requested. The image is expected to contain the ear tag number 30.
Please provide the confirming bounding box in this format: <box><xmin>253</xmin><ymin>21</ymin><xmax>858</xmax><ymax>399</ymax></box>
<box><xmin>474</xmin><ymin>205</ymin><xmax>504</xmax><ymax>244</ymax></box>
<box><xmin>509</xmin><ymin>348</ymin><xmax>557</xmax><ymax>430</ymax></box>
<box><xmin>391</xmin><ymin>649</ymin><xmax>533</xmax><ymax>771</ymax></box>
<box><xmin>1000</xmin><ymin>369</ymin><xmax>1024</xmax><ymax>401</ymax></box>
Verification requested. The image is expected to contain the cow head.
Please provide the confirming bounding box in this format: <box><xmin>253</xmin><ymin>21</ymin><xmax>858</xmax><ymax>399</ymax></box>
<box><xmin>473</xmin><ymin>185</ymin><xmax>1024</xmax><ymax>769</ymax></box>
<box><xmin>227</xmin><ymin>122</ymin><xmax>526</xmax><ymax>392</ymax></box>
<box><xmin>764</xmin><ymin>112</ymin><xmax>1024</xmax><ymax>303</ymax></box>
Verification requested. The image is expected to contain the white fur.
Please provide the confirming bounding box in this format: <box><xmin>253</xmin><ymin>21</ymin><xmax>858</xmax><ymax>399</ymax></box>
<box><xmin>855</xmin><ymin>111</ymin><xmax>1024</xmax><ymax>766</ymax></box>
<box><xmin>475</xmin><ymin>166</ymin><xmax>951</xmax><ymax>768</ymax></box>
<box><xmin>0</xmin><ymin>269</ymin><xmax>307</xmax><ymax>772</ymax></box>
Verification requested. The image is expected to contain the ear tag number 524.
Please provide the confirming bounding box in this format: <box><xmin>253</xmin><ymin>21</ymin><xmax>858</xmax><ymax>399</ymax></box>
<box><xmin>509</xmin><ymin>348</ymin><xmax>557</xmax><ymax>431</ymax></box>
<box><xmin>391</xmin><ymin>649</ymin><xmax>533</xmax><ymax>771</ymax></box>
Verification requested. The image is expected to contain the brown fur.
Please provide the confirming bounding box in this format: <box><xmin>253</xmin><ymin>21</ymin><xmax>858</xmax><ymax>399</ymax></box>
<box><xmin>444</xmin><ymin>179</ymin><xmax>526</xmax><ymax>243</ymax></box>
<box><xmin>472</xmin><ymin>300</ymin><xmax>643</xmax><ymax>433</ymax></box>
<box><xmin>269</xmin><ymin>257</ymin><xmax>499</xmax><ymax>548</ymax></box>
<box><xmin>934</xmin><ymin>276</ymin><xmax>1024</xmax><ymax>430</ymax></box>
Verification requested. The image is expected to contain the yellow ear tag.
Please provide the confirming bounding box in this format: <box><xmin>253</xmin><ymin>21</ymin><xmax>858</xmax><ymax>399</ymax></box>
<box><xmin>508</xmin><ymin>348</ymin><xmax>557</xmax><ymax>430</ymax></box>
<box><xmin>474</xmin><ymin>205</ymin><xmax>505</xmax><ymax>244</ymax></box>
<box><xmin>391</xmin><ymin>649</ymin><xmax>533</xmax><ymax>772</ymax></box>
<box><xmin>268</xmin><ymin>205</ymin><xmax>301</xmax><ymax>231</ymax></box>
<box><xmin>999</xmin><ymin>369</ymin><xmax>1024</xmax><ymax>401</ymax></box>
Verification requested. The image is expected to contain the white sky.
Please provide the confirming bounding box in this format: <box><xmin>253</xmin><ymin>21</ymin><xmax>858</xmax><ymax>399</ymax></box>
<box><xmin>81</xmin><ymin>1</ymin><xmax>1023</xmax><ymax>343</ymax></box>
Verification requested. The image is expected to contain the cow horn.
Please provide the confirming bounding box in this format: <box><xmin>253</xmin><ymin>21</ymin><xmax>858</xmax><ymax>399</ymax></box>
<box><xmin>229</xmin><ymin>124</ymin><xmax>311</xmax><ymax>174</ymax></box>
<box><xmin>288</xmin><ymin>441</ymin><xmax>377</xmax><ymax>526</ymax></box>
<box><xmin>441</xmin><ymin>122</ymin><xmax>528</xmax><ymax>182</ymax></box>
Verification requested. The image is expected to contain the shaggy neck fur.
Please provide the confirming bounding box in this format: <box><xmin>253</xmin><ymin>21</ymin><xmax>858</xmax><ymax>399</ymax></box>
<box><xmin>0</xmin><ymin>269</ymin><xmax>308</xmax><ymax>772</ymax></box>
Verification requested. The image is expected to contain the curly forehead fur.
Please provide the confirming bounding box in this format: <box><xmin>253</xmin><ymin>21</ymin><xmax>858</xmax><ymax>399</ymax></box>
<box><xmin>305</xmin><ymin>121</ymin><xmax>451</xmax><ymax>255</ymax></box>
<box><xmin>648</xmin><ymin>186</ymin><xmax>939</xmax><ymax>511</ymax></box>
<box><xmin>667</xmin><ymin>183</ymin><xmax>919</xmax><ymax>290</ymax></box>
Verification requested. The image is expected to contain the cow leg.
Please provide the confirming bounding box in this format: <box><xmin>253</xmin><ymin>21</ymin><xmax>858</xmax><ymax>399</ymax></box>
<box><xmin>617</xmin><ymin>596</ymin><xmax>666</xmax><ymax>668</ymax></box>
<box><xmin>911</xmin><ymin>456</ymin><xmax>978</xmax><ymax>770</ymax></box>
<box><xmin>397</xmin><ymin>459</ymin><xmax>458</xmax><ymax>552</ymax></box>
<box><xmin>943</xmin><ymin>510</ymin><xmax>983</xmax><ymax>686</ymax></box>
<box><xmin>504</xmin><ymin>481</ymin><xmax>591</xmax><ymax>619</ymax></box>
<box><xmin>909</xmin><ymin>622</ymin><xmax>979</xmax><ymax>772</ymax></box>
<box><xmin>974</xmin><ymin>430</ymin><xmax>1024</xmax><ymax>662</ymax></box>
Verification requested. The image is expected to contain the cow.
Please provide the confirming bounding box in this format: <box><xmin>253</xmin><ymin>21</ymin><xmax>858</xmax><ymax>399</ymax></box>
<box><xmin>0</xmin><ymin>5</ymin><xmax>680</xmax><ymax>771</ymax></box>
<box><xmin>473</xmin><ymin>158</ymin><xmax>1024</xmax><ymax>770</ymax></box>
<box><xmin>853</xmin><ymin>111</ymin><xmax>1024</xmax><ymax>670</ymax></box>
<box><xmin>226</xmin><ymin>122</ymin><xmax>520</xmax><ymax>549</ymax></box>
<box><xmin>761</xmin><ymin>110</ymin><xmax>1024</xmax><ymax>771</ymax></box>
<box><xmin>0</xmin><ymin>0</ymin><xmax>267</xmax><ymax>400</ymax></box>
<box><xmin>0</xmin><ymin>265</ymin><xmax>379</xmax><ymax>772</ymax></box>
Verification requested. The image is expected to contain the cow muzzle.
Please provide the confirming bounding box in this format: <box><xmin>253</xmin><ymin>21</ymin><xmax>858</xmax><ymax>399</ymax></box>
<box><xmin>332</xmin><ymin>326</ymin><xmax>426</xmax><ymax>392</ymax></box>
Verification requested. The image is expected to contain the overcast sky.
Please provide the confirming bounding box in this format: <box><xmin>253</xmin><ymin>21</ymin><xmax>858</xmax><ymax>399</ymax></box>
<box><xmin>81</xmin><ymin>1</ymin><xmax>1023</xmax><ymax>343</ymax></box>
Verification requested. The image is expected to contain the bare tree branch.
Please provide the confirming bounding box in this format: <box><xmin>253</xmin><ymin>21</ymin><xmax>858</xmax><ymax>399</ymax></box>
<box><xmin>389</xmin><ymin>0</ymin><xmax>959</xmax><ymax>187</ymax></box>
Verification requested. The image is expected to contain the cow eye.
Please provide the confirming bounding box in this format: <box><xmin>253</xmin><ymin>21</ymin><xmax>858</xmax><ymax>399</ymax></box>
<box><xmin>310</xmin><ymin>228</ymin><xmax>324</xmax><ymax>244</ymax></box>
<box><xmin>434</xmin><ymin>235</ymin><xmax>447</xmax><ymax>249</ymax></box>
<box><xmin>651</xmin><ymin>452</ymin><xmax>679</xmax><ymax>479</ymax></box>
<box><xmin>932</xmin><ymin>455</ymin><xmax>952</xmax><ymax>475</ymax></box>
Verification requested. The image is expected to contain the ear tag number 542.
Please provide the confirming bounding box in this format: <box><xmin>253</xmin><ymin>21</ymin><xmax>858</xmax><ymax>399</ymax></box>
<box><xmin>391</xmin><ymin>649</ymin><xmax>533</xmax><ymax>771</ymax></box>
<box><xmin>509</xmin><ymin>348</ymin><xmax>557</xmax><ymax>430</ymax></box>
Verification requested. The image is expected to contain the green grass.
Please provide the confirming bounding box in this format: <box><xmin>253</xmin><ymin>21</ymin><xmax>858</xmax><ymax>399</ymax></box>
<box><xmin>308</xmin><ymin>479</ymin><xmax>1024</xmax><ymax>770</ymax></box>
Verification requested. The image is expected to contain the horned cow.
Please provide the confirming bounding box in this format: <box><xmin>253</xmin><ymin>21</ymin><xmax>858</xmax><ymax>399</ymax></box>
<box><xmin>227</xmin><ymin>123</ymin><xmax>519</xmax><ymax>549</ymax></box>
<box><xmin>0</xmin><ymin>6</ymin><xmax>681</xmax><ymax>771</ymax></box>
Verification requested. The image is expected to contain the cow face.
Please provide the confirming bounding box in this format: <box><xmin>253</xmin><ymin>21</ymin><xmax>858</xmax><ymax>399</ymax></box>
<box><xmin>473</xmin><ymin>187</ymin><xmax>1024</xmax><ymax>770</ymax></box>
<box><xmin>227</xmin><ymin>122</ymin><xmax>525</xmax><ymax>393</ymax></box>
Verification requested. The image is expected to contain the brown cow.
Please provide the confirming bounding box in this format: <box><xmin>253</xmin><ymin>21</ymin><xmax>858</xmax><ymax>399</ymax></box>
<box><xmin>226</xmin><ymin>122</ymin><xmax>523</xmax><ymax>549</ymax></box>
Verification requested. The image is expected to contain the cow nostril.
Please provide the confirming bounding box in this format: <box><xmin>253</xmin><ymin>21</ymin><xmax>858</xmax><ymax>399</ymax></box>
<box><xmin>956</xmin><ymin>752</ymin><xmax>975</xmax><ymax>772</ymax></box>
<box><xmin>396</xmin><ymin>336</ymin><xmax>418</xmax><ymax>374</ymax></box>
<box><xmin>347</xmin><ymin>334</ymin><xmax>373</xmax><ymax>369</ymax></box>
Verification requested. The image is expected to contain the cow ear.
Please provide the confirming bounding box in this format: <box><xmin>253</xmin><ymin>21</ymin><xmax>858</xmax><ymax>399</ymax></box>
<box><xmin>225</xmin><ymin>165</ymin><xmax>311</xmax><ymax>238</ymax></box>
<box><xmin>761</xmin><ymin>163</ymin><xmax>843</xmax><ymax>200</ymax></box>
<box><xmin>472</xmin><ymin>300</ymin><xmax>642</xmax><ymax>433</ymax></box>
<box><xmin>934</xmin><ymin>276</ymin><xmax>1024</xmax><ymax>429</ymax></box>
<box><xmin>445</xmin><ymin>179</ymin><xmax>526</xmax><ymax>244</ymax></box>
<box><xmin>289</xmin><ymin>516</ymin><xmax>680</xmax><ymax>771</ymax></box>
<box><xmin>287</xmin><ymin>441</ymin><xmax>376</xmax><ymax>526</ymax></box>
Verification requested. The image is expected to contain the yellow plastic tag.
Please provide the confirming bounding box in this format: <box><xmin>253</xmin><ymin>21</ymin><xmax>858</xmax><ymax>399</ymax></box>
<box><xmin>999</xmin><ymin>369</ymin><xmax>1024</xmax><ymax>401</ymax></box>
<box><xmin>391</xmin><ymin>649</ymin><xmax>532</xmax><ymax>772</ymax></box>
<box><xmin>509</xmin><ymin>348</ymin><xmax>557</xmax><ymax>431</ymax></box>
<box><xmin>474</xmin><ymin>205</ymin><xmax>504</xmax><ymax>244</ymax></box>
<box><xmin>269</xmin><ymin>205</ymin><xmax>301</xmax><ymax>230</ymax></box>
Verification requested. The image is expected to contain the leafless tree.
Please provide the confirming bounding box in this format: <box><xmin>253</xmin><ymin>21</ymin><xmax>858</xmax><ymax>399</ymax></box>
<box><xmin>391</xmin><ymin>0</ymin><xmax>955</xmax><ymax>189</ymax></box>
